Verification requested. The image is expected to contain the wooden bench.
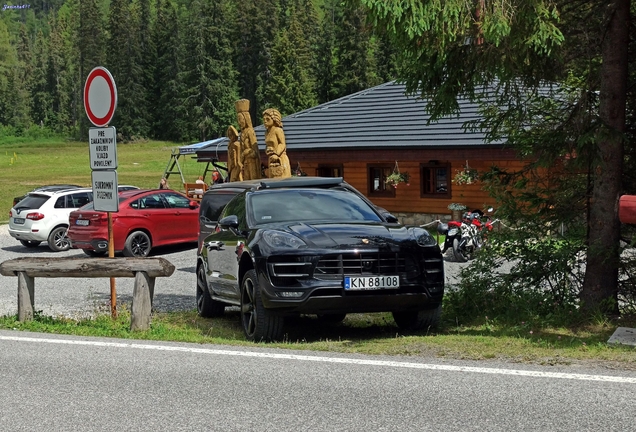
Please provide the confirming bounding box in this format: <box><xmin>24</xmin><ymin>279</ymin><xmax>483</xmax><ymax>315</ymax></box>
<box><xmin>183</xmin><ymin>182</ymin><xmax>207</xmax><ymax>201</ymax></box>
<box><xmin>0</xmin><ymin>257</ymin><xmax>175</xmax><ymax>331</ymax></box>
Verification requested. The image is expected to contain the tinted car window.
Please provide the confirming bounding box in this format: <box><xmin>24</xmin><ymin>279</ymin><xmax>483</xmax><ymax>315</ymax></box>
<box><xmin>139</xmin><ymin>194</ymin><xmax>166</xmax><ymax>209</ymax></box>
<box><xmin>70</xmin><ymin>192</ymin><xmax>92</xmax><ymax>208</ymax></box>
<box><xmin>54</xmin><ymin>196</ymin><xmax>66</xmax><ymax>208</ymax></box>
<box><xmin>200</xmin><ymin>192</ymin><xmax>239</xmax><ymax>224</ymax></box>
<box><xmin>162</xmin><ymin>192</ymin><xmax>191</xmax><ymax>209</ymax></box>
<box><xmin>248</xmin><ymin>189</ymin><xmax>382</xmax><ymax>225</ymax></box>
<box><xmin>14</xmin><ymin>194</ymin><xmax>49</xmax><ymax>210</ymax></box>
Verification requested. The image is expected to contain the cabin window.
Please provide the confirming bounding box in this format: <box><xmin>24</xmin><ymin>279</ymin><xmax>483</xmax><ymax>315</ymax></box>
<box><xmin>421</xmin><ymin>162</ymin><xmax>451</xmax><ymax>198</ymax></box>
<box><xmin>316</xmin><ymin>165</ymin><xmax>343</xmax><ymax>177</ymax></box>
<box><xmin>368</xmin><ymin>165</ymin><xmax>396</xmax><ymax>197</ymax></box>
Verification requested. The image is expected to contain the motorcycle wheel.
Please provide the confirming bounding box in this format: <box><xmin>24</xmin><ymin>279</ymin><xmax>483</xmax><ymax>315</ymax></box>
<box><xmin>452</xmin><ymin>238</ymin><xmax>469</xmax><ymax>262</ymax></box>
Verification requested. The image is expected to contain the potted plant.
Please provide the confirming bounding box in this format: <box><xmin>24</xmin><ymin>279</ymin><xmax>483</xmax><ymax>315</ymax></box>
<box><xmin>385</xmin><ymin>171</ymin><xmax>410</xmax><ymax>188</ymax></box>
<box><xmin>453</xmin><ymin>161</ymin><xmax>479</xmax><ymax>185</ymax></box>
<box><xmin>448</xmin><ymin>203</ymin><xmax>467</xmax><ymax>221</ymax></box>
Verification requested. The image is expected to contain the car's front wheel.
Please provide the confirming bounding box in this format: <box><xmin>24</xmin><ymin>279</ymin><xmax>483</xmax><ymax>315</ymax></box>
<box><xmin>20</xmin><ymin>240</ymin><xmax>41</xmax><ymax>248</ymax></box>
<box><xmin>241</xmin><ymin>269</ymin><xmax>284</xmax><ymax>342</ymax></box>
<box><xmin>392</xmin><ymin>305</ymin><xmax>442</xmax><ymax>331</ymax></box>
<box><xmin>123</xmin><ymin>231</ymin><xmax>151</xmax><ymax>257</ymax></box>
<box><xmin>48</xmin><ymin>226</ymin><xmax>70</xmax><ymax>252</ymax></box>
<box><xmin>196</xmin><ymin>265</ymin><xmax>225</xmax><ymax>317</ymax></box>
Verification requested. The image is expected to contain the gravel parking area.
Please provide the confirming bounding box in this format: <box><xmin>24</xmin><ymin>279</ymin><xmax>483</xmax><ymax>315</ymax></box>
<box><xmin>0</xmin><ymin>224</ymin><xmax>464</xmax><ymax>319</ymax></box>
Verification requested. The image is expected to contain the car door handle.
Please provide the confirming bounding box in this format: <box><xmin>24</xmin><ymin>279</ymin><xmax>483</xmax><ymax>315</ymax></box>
<box><xmin>206</xmin><ymin>241</ymin><xmax>224</xmax><ymax>250</ymax></box>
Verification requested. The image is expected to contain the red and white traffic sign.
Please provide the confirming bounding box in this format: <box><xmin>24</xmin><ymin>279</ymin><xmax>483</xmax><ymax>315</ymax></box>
<box><xmin>84</xmin><ymin>67</ymin><xmax>117</xmax><ymax>127</ymax></box>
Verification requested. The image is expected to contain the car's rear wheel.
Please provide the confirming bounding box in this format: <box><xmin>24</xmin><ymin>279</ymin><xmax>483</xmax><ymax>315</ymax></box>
<box><xmin>83</xmin><ymin>249</ymin><xmax>107</xmax><ymax>257</ymax></box>
<box><xmin>392</xmin><ymin>305</ymin><xmax>442</xmax><ymax>331</ymax></box>
<box><xmin>123</xmin><ymin>231</ymin><xmax>151</xmax><ymax>257</ymax></box>
<box><xmin>241</xmin><ymin>269</ymin><xmax>284</xmax><ymax>342</ymax></box>
<box><xmin>19</xmin><ymin>240</ymin><xmax>41</xmax><ymax>248</ymax></box>
<box><xmin>316</xmin><ymin>313</ymin><xmax>347</xmax><ymax>324</ymax></box>
<box><xmin>196</xmin><ymin>265</ymin><xmax>225</xmax><ymax>317</ymax></box>
<box><xmin>48</xmin><ymin>226</ymin><xmax>70</xmax><ymax>252</ymax></box>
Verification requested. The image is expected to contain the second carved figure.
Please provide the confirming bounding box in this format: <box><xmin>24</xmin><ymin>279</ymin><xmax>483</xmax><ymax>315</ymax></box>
<box><xmin>263</xmin><ymin>108</ymin><xmax>291</xmax><ymax>179</ymax></box>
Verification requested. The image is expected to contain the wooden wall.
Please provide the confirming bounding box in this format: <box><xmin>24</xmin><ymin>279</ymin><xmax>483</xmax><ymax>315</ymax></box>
<box><xmin>285</xmin><ymin>147</ymin><xmax>525</xmax><ymax>216</ymax></box>
<box><xmin>201</xmin><ymin>146</ymin><xmax>527</xmax><ymax>216</ymax></box>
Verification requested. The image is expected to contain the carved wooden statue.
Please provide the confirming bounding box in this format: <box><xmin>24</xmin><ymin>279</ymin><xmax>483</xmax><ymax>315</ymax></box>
<box><xmin>236</xmin><ymin>99</ymin><xmax>261</xmax><ymax>180</ymax></box>
<box><xmin>263</xmin><ymin>108</ymin><xmax>291</xmax><ymax>179</ymax></box>
<box><xmin>226</xmin><ymin>125</ymin><xmax>243</xmax><ymax>182</ymax></box>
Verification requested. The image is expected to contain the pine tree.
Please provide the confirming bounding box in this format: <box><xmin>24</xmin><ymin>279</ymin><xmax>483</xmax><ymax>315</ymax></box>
<box><xmin>235</xmin><ymin>0</ymin><xmax>279</xmax><ymax>123</ymax></box>
<box><xmin>181</xmin><ymin>0</ymin><xmax>239</xmax><ymax>141</ymax></box>
<box><xmin>107</xmin><ymin>0</ymin><xmax>148</xmax><ymax>139</ymax></box>
<box><xmin>78</xmin><ymin>0</ymin><xmax>105</xmax><ymax>137</ymax></box>
<box><xmin>265</xmin><ymin>6</ymin><xmax>317</xmax><ymax>115</ymax></box>
<box><xmin>152</xmin><ymin>0</ymin><xmax>183</xmax><ymax>141</ymax></box>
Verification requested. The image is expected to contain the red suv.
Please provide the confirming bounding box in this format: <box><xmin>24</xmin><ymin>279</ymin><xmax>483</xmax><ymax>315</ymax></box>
<box><xmin>68</xmin><ymin>189</ymin><xmax>199</xmax><ymax>257</ymax></box>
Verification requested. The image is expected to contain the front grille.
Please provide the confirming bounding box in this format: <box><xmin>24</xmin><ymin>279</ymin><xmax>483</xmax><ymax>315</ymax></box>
<box><xmin>315</xmin><ymin>252</ymin><xmax>416</xmax><ymax>280</ymax></box>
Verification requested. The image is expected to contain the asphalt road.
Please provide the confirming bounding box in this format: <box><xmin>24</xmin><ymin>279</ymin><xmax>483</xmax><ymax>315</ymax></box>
<box><xmin>1</xmin><ymin>330</ymin><xmax>635</xmax><ymax>431</ymax></box>
<box><xmin>0</xmin><ymin>224</ymin><xmax>467</xmax><ymax>318</ymax></box>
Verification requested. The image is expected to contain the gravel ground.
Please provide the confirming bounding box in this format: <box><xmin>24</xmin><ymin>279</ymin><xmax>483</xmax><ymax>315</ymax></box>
<box><xmin>0</xmin><ymin>224</ymin><xmax>464</xmax><ymax>318</ymax></box>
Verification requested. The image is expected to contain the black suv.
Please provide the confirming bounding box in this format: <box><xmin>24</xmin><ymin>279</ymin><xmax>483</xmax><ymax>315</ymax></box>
<box><xmin>196</xmin><ymin>177</ymin><xmax>444</xmax><ymax>342</ymax></box>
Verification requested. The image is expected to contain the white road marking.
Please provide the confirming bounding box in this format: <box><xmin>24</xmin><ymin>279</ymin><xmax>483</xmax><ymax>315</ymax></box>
<box><xmin>2</xmin><ymin>334</ymin><xmax>635</xmax><ymax>384</ymax></box>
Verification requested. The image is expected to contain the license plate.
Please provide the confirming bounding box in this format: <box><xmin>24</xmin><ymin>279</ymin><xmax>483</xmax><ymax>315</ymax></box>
<box><xmin>13</xmin><ymin>218</ymin><xmax>25</xmax><ymax>225</ymax></box>
<box><xmin>76</xmin><ymin>219</ymin><xmax>90</xmax><ymax>226</ymax></box>
<box><xmin>344</xmin><ymin>275</ymin><xmax>400</xmax><ymax>290</ymax></box>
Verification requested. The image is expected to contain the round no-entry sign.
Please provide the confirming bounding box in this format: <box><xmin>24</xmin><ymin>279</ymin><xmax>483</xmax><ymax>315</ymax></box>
<box><xmin>84</xmin><ymin>67</ymin><xmax>117</xmax><ymax>127</ymax></box>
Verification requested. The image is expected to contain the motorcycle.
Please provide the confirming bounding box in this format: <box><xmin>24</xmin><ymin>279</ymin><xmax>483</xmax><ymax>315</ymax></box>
<box><xmin>437</xmin><ymin>209</ymin><xmax>495</xmax><ymax>262</ymax></box>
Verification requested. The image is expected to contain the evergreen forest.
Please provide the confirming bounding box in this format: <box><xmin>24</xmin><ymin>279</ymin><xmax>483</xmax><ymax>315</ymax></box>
<box><xmin>0</xmin><ymin>0</ymin><xmax>398</xmax><ymax>142</ymax></box>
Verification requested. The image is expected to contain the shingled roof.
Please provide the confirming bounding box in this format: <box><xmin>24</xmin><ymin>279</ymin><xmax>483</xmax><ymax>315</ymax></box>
<box><xmin>196</xmin><ymin>80</ymin><xmax>505</xmax><ymax>157</ymax></box>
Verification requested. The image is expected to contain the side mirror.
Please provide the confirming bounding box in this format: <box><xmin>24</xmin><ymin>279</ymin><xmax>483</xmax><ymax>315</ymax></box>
<box><xmin>219</xmin><ymin>215</ymin><xmax>239</xmax><ymax>230</ymax></box>
<box><xmin>189</xmin><ymin>200</ymin><xmax>199</xmax><ymax>209</ymax></box>
<box><xmin>383</xmin><ymin>213</ymin><xmax>399</xmax><ymax>223</ymax></box>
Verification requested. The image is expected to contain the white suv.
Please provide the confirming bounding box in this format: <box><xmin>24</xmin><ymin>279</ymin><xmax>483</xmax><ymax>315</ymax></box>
<box><xmin>9</xmin><ymin>188</ymin><xmax>94</xmax><ymax>251</ymax></box>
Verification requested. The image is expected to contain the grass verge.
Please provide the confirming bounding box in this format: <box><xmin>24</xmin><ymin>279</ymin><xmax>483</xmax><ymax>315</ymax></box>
<box><xmin>1</xmin><ymin>309</ymin><xmax>634</xmax><ymax>368</ymax></box>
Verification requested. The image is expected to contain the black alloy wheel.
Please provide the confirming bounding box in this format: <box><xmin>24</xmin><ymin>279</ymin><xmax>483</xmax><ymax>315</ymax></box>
<box><xmin>240</xmin><ymin>269</ymin><xmax>284</xmax><ymax>342</ymax></box>
<box><xmin>196</xmin><ymin>265</ymin><xmax>225</xmax><ymax>317</ymax></box>
<box><xmin>123</xmin><ymin>231</ymin><xmax>151</xmax><ymax>257</ymax></box>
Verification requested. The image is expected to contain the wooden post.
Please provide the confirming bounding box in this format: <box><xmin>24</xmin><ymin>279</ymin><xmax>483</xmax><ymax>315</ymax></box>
<box><xmin>130</xmin><ymin>272</ymin><xmax>154</xmax><ymax>331</ymax></box>
<box><xmin>108</xmin><ymin>212</ymin><xmax>117</xmax><ymax>319</ymax></box>
<box><xmin>17</xmin><ymin>271</ymin><xmax>34</xmax><ymax>321</ymax></box>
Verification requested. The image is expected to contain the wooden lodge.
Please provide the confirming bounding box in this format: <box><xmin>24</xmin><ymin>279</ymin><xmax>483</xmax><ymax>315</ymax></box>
<box><xmin>196</xmin><ymin>81</ymin><xmax>524</xmax><ymax>224</ymax></box>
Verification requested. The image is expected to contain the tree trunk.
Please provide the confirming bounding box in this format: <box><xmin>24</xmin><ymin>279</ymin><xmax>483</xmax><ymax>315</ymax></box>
<box><xmin>580</xmin><ymin>0</ymin><xmax>629</xmax><ymax>315</ymax></box>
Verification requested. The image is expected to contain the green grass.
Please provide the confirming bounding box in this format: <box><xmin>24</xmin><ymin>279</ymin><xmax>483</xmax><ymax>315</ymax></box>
<box><xmin>1</xmin><ymin>309</ymin><xmax>634</xmax><ymax>365</ymax></box>
<box><xmin>1</xmin><ymin>135</ymin><xmax>634</xmax><ymax>365</ymax></box>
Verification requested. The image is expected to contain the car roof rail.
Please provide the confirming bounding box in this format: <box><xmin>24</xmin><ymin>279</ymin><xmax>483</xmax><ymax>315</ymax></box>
<box><xmin>256</xmin><ymin>176</ymin><xmax>344</xmax><ymax>190</ymax></box>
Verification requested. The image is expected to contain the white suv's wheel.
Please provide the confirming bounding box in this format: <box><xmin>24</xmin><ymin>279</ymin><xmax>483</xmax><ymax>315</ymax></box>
<box><xmin>48</xmin><ymin>226</ymin><xmax>71</xmax><ymax>252</ymax></box>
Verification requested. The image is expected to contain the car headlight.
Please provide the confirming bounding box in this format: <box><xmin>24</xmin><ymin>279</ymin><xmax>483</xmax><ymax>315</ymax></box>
<box><xmin>261</xmin><ymin>230</ymin><xmax>307</xmax><ymax>249</ymax></box>
<box><xmin>410</xmin><ymin>227</ymin><xmax>437</xmax><ymax>246</ymax></box>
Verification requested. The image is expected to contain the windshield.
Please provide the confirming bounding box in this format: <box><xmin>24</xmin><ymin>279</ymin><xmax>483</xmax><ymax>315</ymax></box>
<box><xmin>248</xmin><ymin>189</ymin><xmax>382</xmax><ymax>225</ymax></box>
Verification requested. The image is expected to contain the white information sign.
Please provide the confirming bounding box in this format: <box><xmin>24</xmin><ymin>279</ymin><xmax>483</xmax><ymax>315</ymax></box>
<box><xmin>92</xmin><ymin>170</ymin><xmax>119</xmax><ymax>212</ymax></box>
<box><xmin>89</xmin><ymin>127</ymin><xmax>117</xmax><ymax>170</ymax></box>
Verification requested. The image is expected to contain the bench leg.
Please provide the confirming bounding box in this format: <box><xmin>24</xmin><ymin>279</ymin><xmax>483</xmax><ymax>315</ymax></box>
<box><xmin>17</xmin><ymin>271</ymin><xmax>35</xmax><ymax>321</ymax></box>
<box><xmin>131</xmin><ymin>272</ymin><xmax>155</xmax><ymax>331</ymax></box>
